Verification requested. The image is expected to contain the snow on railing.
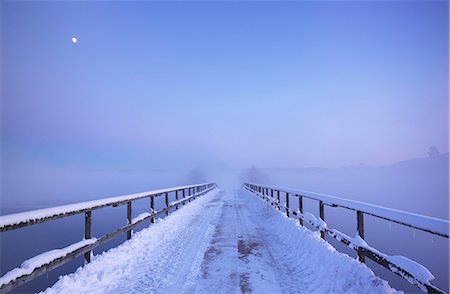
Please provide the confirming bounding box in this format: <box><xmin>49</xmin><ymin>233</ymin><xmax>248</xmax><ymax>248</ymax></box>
<box><xmin>245</xmin><ymin>182</ymin><xmax>448</xmax><ymax>237</ymax></box>
<box><xmin>0</xmin><ymin>182</ymin><xmax>216</xmax><ymax>232</ymax></box>
<box><xmin>243</xmin><ymin>183</ymin><xmax>448</xmax><ymax>294</ymax></box>
<box><xmin>0</xmin><ymin>182</ymin><xmax>217</xmax><ymax>293</ymax></box>
<box><xmin>0</xmin><ymin>238</ymin><xmax>97</xmax><ymax>289</ymax></box>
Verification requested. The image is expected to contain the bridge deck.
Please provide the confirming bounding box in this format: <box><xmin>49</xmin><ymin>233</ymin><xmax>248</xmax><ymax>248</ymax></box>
<box><xmin>42</xmin><ymin>189</ymin><xmax>398</xmax><ymax>294</ymax></box>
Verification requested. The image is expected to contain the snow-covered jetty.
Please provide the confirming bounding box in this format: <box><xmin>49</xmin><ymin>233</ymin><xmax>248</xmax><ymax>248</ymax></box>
<box><xmin>0</xmin><ymin>182</ymin><xmax>448</xmax><ymax>293</ymax></box>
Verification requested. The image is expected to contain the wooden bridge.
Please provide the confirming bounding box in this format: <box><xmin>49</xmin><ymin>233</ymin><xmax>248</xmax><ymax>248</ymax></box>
<box><xmin>0</xmin><ymin>182</ymin><xmax>448</xmax><ymax>293</ymax></box>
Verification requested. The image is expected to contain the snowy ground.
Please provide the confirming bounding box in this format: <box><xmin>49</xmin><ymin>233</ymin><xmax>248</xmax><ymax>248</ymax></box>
<box><xmin>42</xmin><ymin>188</ymin><xmax>398</xmax><ymax>294</ymax></box>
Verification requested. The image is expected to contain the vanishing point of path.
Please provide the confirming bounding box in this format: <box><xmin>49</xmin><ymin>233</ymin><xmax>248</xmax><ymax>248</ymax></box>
<box><xmin>43</xmin><ymin>189</ymin><xmax>397</xmax><ymax>294</ymax></box>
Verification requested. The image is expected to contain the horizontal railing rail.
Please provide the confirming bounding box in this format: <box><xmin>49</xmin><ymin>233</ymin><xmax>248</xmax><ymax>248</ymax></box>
<box><xmin>0</xmin><ymin>182</ymin><xmax>217</xmax><ymax>293</ymax></box>
<box><xmin>0</xmin><ymin>182</ymin><xmax>216</xmax><ymax>232</ymax></box>
<box><xmin>243</xmin><ymin>183</ymin><xmax>449</xmax><ymax>294</ymax></box>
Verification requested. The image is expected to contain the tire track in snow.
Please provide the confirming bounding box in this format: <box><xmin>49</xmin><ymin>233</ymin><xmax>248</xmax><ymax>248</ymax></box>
<box><xmin>187</xmin><ymin>191</ymin><xmax>240</xmax><ymax>293</ymax></box>
<box><xmin>236</xmin><ymin>189</ymin><xmax>314</xmax><ymax>294</ymax></box>
<box><xmin>110</xmin><ymin>192</ymin><xmax>224</xmax><ymax>294</ymax></box>
<box><xmin>233</xmin><ymin>190</ymin><xmax>286</xmax><ymax>293</ymax></box>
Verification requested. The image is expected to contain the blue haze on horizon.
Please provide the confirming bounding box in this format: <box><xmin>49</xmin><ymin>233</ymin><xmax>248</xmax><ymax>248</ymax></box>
<box><xmin>1</xmin><ymin>1</ymin><xmax>448</xmax><ymax>171</ymax></box>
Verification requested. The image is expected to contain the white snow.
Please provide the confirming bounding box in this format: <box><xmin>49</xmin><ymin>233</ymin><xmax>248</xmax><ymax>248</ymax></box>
<box><xmin>257</xmin><ymin>186</ymin><xmax>436</xmax><ymax>287</ymax></box>
<box><xmin>314</xmin><ymin>220</ymin><xmax>435</xmax><ymax>285</ymax></box>
<box><xmin>0</xmin><ymin>238</ymin><xmax>97</xmax><ymax>288</ymax></box>
<box><xmin>386</xmin><ymin>256</ymin><xmax>434</xmax><ymax>285</ymax></box>
<box><xmin>41</xmin><ymin>188</ymin><xmax>398</xmax><ymax>294</ymax></box>
<box><xmin>0</xmin><ymin>182</ymin><xmax>215</xmax><ymax>229</ymax></box>
<box><xmin>246</xmin><ymin>183</ymin><xmax>449</xmax><ymax>237</ymax></box>
<box><xmin>351</xmin><ymin>234</ymin><xmax>369</xmax><ymax>248</ymax></box>
<box><xmin>131</xmin><ymin>213</ymin><xmax>152</xmax><ymax>224</ymax></box>
<box><xmin>345</xmin><ymin>234</ymin><xmax>434</xmax><ymax>284</ymax></box>
<box><xmin>303</xmin><ymin>211</ymin><xmax>327</xmax><ymax>229</ymax></box>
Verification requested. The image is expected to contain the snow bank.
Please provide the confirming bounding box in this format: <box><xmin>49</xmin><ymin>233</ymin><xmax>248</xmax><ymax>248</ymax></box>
<box><xmin>0</xmin><ymin>182</ymin><xmax>215</xmax><ymax>230</ymax></box>
<box><xmin>0</xmin><ymin>238</ymin><xmax>97</xmax><ymax>287</ymax></box>
<box><xmin>245</xmin><ymin>189</ymin><xmax>400</xmax><ymax>294</ymax></box>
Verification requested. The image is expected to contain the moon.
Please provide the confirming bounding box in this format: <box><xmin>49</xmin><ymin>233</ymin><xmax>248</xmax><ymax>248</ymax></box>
<box><xmin>71</xmin><ymin>37</ymin><xmax>77</xmax><ymax>43</ymax></box>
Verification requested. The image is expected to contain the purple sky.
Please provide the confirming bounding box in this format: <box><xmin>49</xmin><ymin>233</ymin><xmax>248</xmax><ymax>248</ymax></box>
<box><xmin>2</xmin><ymin>1</ymin><xmax>448</xmax><ymax>170</ymax></box>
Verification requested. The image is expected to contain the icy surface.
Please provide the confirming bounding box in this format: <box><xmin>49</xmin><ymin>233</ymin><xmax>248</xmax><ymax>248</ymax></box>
<box><xmin>247</xmin><ymin>183</ymin><xmax>449</xmax><ymax>236</ymax></box>
<box><xmin>0</xmin><ymin>238</ymin><xmax>97</xmax><ymax>287</ymax></box>
<box><xmin>0</xmin><ymin>182</ymin><xmax>214</xmax><ymax>229</ymax></box>
<box><xmin>42</xmin><ymin>188</ymin><xmax>398</xmax><ymax>294</ymax></box>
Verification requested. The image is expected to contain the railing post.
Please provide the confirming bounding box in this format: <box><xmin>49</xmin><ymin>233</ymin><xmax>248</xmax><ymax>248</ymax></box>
<box><xmin>271</xmin><ymin>189</ymin><xmax>274</xmax><ymax>207</ymax></box>
<box><xmin>165</xmin><ymin>192</ymin><xmax>169</xmax><ymax>216</ymax></box>
<box><xmin>357</xmin><ymin>210</ymin><xmax>365</xmax><ymax>263</ymax></box>
<box><xmin>84</xmin><ymin>211</ymin><xmax>92</xmax><ymax>263</ymax></box>
<box><xmin>286</xmin><ymin>192</ymin><xmax>290</xmax><ymax>217</ymax></box>
<box><xmin>319</xmin><ymin>201</ymin><xmax>325</xmax><ymax>239</ymax></box>
<box><xmin>150</xmin><ymin>195</ymin><xmax>155</xmax><ymax>223</ymax></box>
<box><xmin>299</xmin><ymin>195</ymin><xmax>303</xmax><ymax>226</ymax></box>
<box><xmin>277</xmin><ymin>190</ymin><xmax>280</xmax><ymax>210</ymax></box>
<box><xmin>175</xmin><ymin>190</ymin><xmax>179</xmax><ymax>210</ymax></box>
<box><xmin>127</xmin><ymin>201</ymin><xmax>132</xmax><ymax>240</ymax></box>
<box><xmin>183</xmin><ymin>189</ymin><xmax>186</xmax><ymax>205</ymax></box>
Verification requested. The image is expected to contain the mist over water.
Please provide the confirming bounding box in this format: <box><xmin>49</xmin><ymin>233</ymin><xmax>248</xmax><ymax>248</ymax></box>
<box><xmin>1</xmin><ymin>1</ymin><xmax>449</xmax><ymax>293</ymax></box>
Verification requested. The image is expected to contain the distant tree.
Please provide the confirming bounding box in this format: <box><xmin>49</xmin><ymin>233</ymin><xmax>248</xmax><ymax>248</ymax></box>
<box><xmin>239</xmin><ymin>165</ymin><xmax>270</xmax><ymax>184</ymax></box>
<box><xmin>427</xmin><ymin>146</ymin><xmax>440</xmax><ymax>158</ymax></box>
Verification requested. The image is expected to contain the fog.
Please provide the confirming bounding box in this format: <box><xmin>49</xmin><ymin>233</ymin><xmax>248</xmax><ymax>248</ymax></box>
<box><xmin>1</xmin><ymin>1</ymin><xmax>449</xmax><ymax>293</ymax></box>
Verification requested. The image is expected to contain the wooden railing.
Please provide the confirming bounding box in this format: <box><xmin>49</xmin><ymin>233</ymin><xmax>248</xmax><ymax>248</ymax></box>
<box><xmin>243</xmin><ymin>183</ymin><xmax>449</xmax><ymax>294</ymax></box>
<box><xmin>0</xmin><ymin>182</ymin><xmax>217</xmax><ymax>293</ymax></box>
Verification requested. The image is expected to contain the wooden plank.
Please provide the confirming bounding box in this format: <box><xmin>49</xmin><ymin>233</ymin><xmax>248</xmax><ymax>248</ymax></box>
<box><xmin>127</xmin><ymin>202</ymin><xmax>132</xmax><ymax>240</ymax></box>
<box><xmin>165</xmin><ymin>192</ymin><xmax>169</xmax><ymax>216</ymax></box>
<box><xmin>277</xmin><ymin>190</ymin><xmax>281</xmax><ymax>210</ymax></box>
<box><xmin>299</xmin><ymin>196</ymin><xmax>303</xmax><ymax>226</ymax></box>
<box><xmin>285</xmin><ymin>192</ymin><xmax>290</xmax><ymax>217</ymax></box>
<box><xmin>319</xmin><ymin>201</ymin><xmax>325</xmax><ymax>239</ymax></box>
<box><xmin>84</xmin><ymin>211</ymin><xmax>92</xmax><ymax>263</ymax></box>
<box><xmin>150</xmin><ymin>196</ymin><xmax>155</xmax><ymax>224</ymax></box>
<box><xmin>270</xmin><ymin>189</ymin><xmax>274</xmax><ymax>207</ymax></box>
<box><xmin>357</xmin><ymin>210</ymin><xmax>365</xmax><ymax>263</ymax></box>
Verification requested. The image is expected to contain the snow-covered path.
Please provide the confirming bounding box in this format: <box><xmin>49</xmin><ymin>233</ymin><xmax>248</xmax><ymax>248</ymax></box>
<box><xmin>43</xmin><ymin>188</ymin><xmax>397</xmax><ymax>294</ymax></box>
